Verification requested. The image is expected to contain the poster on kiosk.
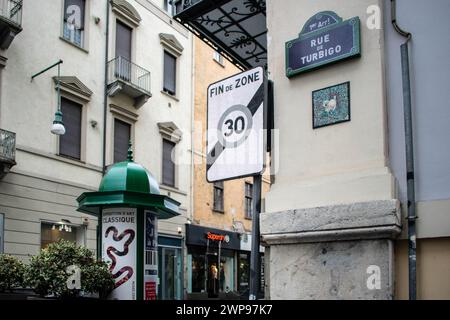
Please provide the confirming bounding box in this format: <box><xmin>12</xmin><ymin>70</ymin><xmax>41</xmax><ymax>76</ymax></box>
<box><xmin>144</xmin><ymin>211</ymin><xmax>158</xmax><ymax>300</ymax></box>
<box><xmin>102</xmin><ymin>208</ymin><xmax>137</xmax><ymax>300</ymax></box>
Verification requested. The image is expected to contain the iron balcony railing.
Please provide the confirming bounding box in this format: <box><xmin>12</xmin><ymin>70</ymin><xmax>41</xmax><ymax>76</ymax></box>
<box><xmin>0</xmin><ymin>0</ymin><xmax>22</xmax><ymax>26</ymax></box>
<box><xmin>0</xmin><ymin>129</ymin><xmax>16</xmax><ymax>163</ymax></box>
<box><xmin>107</xmin><ymin>56</ymin><xmax>151</xmax><ymax>95</ymax></box>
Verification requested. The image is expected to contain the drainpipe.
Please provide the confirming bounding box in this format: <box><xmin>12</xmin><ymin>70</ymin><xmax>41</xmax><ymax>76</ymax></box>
<box><xmin>102</xmin><ymin>0</ymin><xmax>111</xmax><ymax>175</ymax></box>
<box><xmin>391</xmin><ymin>0</ymin><xmax>417</xmax><ymax>300</ymax></box>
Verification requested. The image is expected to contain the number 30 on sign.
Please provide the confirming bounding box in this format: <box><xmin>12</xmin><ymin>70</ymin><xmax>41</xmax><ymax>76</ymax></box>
<box><xmin>206</xmin><ymin>66</ymin><xmax>266</xmax><ymax>182</ymax></box>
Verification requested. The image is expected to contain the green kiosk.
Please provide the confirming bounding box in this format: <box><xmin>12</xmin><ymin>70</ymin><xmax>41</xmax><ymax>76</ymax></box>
<box><xmin>77</xmin><ymin>146</ymin><xmax>180</xmax><ymax>300</ymax></box>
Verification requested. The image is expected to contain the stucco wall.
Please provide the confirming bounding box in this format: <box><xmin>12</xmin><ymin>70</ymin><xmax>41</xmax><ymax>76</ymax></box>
<box><xmin>265</xmin><ymin>0</ymin><xmax>394</xmax><ymax>213</ymax></box>
<box><xmin>395</xmin><ymin>238</ymin><xmax>450</xmax><ymax>299</ymax></box>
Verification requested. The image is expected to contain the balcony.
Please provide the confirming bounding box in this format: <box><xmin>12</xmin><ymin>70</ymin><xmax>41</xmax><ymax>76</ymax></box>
<box><xmin>0</xmin><ymin>0</ymin><xmax>23</xmax><ymax>50</ymax></box>
<box><xmin>0</xmin><ymin>129</ymin><xmax>16</xmax><ymax>178</ymax></box>
<box><xmin>107</xmin><ymin>56</ymin><xmax>152</xmax><ymax>108</ymax></box>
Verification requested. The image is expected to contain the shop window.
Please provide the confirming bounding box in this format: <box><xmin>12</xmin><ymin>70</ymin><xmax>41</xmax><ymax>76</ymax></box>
<box><xmin>219</xmin><ymin>256</ymin><xmax>234</xmax><ymax>293</ymax></box>
<box><xmin>63</xmin><ymin>0</ymin><xmax>86</xmax><ymax>47</ymax></box>
<box><xmin>213</xmin><ymin>181</ymin><xmax>224</xmax><ymax>212</ymax></box>
<box><xmin>59</xmin><ymin>97</ymin><xmax>82</xmax><ymax>160</ymax></box>
<box><xmin>40</xmin><ymin>222</ymin><xmax>85</xmax><ymax>249</ymax></box>
<box><xmin>238</xmin><ymin>252</ymin><xmax>250</xmax><ymax>293</ymax></box>
<box><xmin>190</xmin><ymin>253</ymin><xmax>206</xmax><ymax>293</ymax></box>
<box><xmin>245</xmin><ymin>182</ymin><xmax>253</xmax><ymax>219</ymax></box>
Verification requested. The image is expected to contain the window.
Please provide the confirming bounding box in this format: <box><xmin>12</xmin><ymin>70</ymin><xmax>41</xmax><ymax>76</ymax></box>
<box><xmin>40</xmin><ymin>222</ymin><xmax>85</xmax><ymax>249</ymax></box>
<box><xmin>245</xmin><ymin>182</ymin><xmax>253</xmax><ymax>219</ymax></box>
<box><xmin>116</xmin><ymin>20</ymin><xmax>132</xmax><ymax>60</ymax></box>
<box><xmin>213</xmin><ymin>51</ymin><xmax>224</xmax><ymax>65</ymax></box>
<box><xmin>59</xmin><ymin>97</ymin><xmax>82</xmax><ymax>160</ymax></box>
<box><xmin>213</xmin><ymin>181</ymin><xmax>224</xmax><ymax>212</ymax></box>
<box><xmin>63</xmin><ymin>0</ymin><xmax>86</xmax><ymax>47</ymax></box>
<box><xmin>114</xmin><ymin>119</ymin><xmax>131</xmax><ymax>163</ymax></box>
<box><xmin>115</xmin><ymin>20</ymin><xmax>133</xmax><ymax>82</ymax></box>
<box><xmin>162</xmin><ymin>139</ymin><xmax>176</xmax><ymax>187</ymax></box>
<box><xmin>163</xmin><ymin>51</ymin><xmax>177</xmax><ymax>96</ymax></box>
<box><xmin>164</xmin><ymin>0</ymin><xmax>176</xmax><ymax>16</ymax></box>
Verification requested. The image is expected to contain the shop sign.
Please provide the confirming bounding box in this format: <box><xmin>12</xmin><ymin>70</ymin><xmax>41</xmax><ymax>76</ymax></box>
<box><xmin>102</xmin><ymin>208</ymin><xmax>137</xmax><ymax>300</ymax></box>
<box><xmin>286</xmin><ymin>11</ymin><xmax>360</xmax><ymax>77</ymax></box>
<box><xmin>206</xmin><ymin>232</ymin><xmax>230</xmax><ymax>243</ymax></box>
<box><xmin>186</xmin><ymin>224</ymin><xmax>240</xmax><ymax>250</ymax></box>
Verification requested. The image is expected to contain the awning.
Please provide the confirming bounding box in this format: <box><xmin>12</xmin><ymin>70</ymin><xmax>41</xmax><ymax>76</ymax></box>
<box><xmin>174</xmin><ymin>0</ymin><xmax>267</xmax><ymax>70</ymax></box>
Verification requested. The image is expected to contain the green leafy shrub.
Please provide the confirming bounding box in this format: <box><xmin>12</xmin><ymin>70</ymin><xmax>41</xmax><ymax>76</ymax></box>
<box><xmin>0</xmin><ymin>254</ymin><xmax>25</xmax><ymax>292</ymax></box>
<box><xmin>25</xmin><ymin>240</ymin><xmax>114</xmax><ymax>298</ymax></box>
<box><xmin>82</xmin><ymin>260</ymin><xmax>115</xmax><ymax>299</ymax></box>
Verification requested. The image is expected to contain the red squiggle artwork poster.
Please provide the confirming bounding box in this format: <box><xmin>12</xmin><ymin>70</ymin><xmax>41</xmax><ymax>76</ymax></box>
<box><xmin>102</xmin><ymin>208</ymin><xmax>137</xmax><ymax>300</ymax></box>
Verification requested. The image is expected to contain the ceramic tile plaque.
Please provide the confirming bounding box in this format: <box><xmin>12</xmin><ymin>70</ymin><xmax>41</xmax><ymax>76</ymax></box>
<box><xmin>312</xmin><ymin>81</ymin><xmax>350</xmax><ymax>129</ymax></box>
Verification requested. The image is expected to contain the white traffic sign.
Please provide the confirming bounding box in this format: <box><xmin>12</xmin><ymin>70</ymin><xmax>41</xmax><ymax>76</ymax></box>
<box><xmin>207</xmin><ymin>66</ymin><xmax>265</xmax><ymax>182</ymax></box>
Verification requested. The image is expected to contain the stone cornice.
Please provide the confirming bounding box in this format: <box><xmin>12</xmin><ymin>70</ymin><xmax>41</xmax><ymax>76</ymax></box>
<box><xmin>260</xmin><ymin>200</ymin><xmax>402</xmax><ymax>245</ymax></box>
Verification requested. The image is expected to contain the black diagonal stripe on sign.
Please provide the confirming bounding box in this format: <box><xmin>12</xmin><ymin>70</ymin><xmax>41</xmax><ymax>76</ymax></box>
<box><xmin>207</xmin><ymin>82</ymin><xmax>265</xmax><ymax>173</ymax></box>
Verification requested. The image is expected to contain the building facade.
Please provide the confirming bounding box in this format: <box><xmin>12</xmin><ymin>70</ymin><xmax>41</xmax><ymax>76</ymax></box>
<box><xmin>260</xmin><ymin>0</ymin><xmax>450</xmax><ymax>299</ymax></box>
<box><xmin>188</xmin><ymin>37</ymin><xmax>270</xmax><ymax>299</ymax></box>
<box><xmin>0</xmin><ymin>0</ymin><xmax>193</xmax><ymax>300</ymax></box>
<box><xmin>173</xmin><ymin>0</ymin><xmax>450</xmax><ymax>300</ymax></box>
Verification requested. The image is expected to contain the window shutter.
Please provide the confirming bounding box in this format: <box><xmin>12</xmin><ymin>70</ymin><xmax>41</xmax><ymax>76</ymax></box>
<box><xmin>162</xmin><ymin>139</ymin><xmax>176</xmax><ymax>187</ymax></box>
<box><xmin>114</xmin><ymin>119</ymin><xmax>131</xmax><ymax>163</ymax></box>
<box><xmin>163</xmin><ymin>51</ymin><xmax>176</xmax><ymax>95</ymax></box>
<box><xmin>116</xmin><ymin>20</ymin><xmax>132</xmax><ymax>60</ymax></box>
<box><xmin>213</xmin><ymin>181</ymin><xmax>224</xmax><ymax>212</ymax></box>
<box><xmin>59</xmin><ymin>98</ymin><xmax>82</xmax><ymax>160</ymax></box>
<box><xmin>245</xmin><ymin>182</ymin><xmax>253</xmax><ymax>218</ymax></box>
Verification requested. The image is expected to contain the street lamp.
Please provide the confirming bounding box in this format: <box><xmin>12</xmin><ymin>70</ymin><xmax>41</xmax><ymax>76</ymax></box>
<box><xmin>51</xmin><ymin>110</ymin><xmax>66</xmax><ymax>135</ymax></box>
<box><xmin>31</xmin><ymin>59</ymin><xmax>66</xmax><ymax>136</ymax></box>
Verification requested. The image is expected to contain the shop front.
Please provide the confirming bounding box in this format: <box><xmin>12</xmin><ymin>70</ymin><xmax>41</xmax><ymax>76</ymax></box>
<box><xmin>238</xmin><ymin>233</ymin><xmax>265</xmax><ymax>298</ymax></box>
<box><xmin>158</xmin><ymin>235</ymin><xmax>183</xmax><ymax>300</ymax></box>
<box><xmin>185</xmin><ymin>224</ymin><xmax>241</xmax><ymax>299</ymax></box>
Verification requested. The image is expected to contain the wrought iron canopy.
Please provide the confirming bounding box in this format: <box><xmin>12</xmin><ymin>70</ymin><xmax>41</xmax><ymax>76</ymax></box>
<box><xmin>174</xmin><ymin>0</ymin><xmax>267</xmax><ymax>70</ymax></box>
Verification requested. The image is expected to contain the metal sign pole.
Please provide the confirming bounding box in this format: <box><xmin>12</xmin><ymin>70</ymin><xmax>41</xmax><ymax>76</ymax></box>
<box><xmin>249</xmin><ymin>174</ymin><xmax>262</xmax><ymax>300</ymax></box>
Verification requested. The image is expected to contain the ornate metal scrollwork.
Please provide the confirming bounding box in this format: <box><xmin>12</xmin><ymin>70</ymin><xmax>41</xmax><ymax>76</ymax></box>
<box><xmin>179</xmin><ymin>0</ymin><xmax>267</xmax><ymax>68</ymax></box>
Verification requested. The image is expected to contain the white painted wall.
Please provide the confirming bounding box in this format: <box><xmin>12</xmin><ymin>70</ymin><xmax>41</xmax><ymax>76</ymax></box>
<box><xmin>265</xmin><ymin>0</ymin><xmax>395</xmax><ymax>213</ymax></box>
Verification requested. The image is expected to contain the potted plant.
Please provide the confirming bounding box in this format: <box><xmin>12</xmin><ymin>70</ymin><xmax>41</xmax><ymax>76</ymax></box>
<box><xmin>0</xmin><ymin>254</ymin><xmax>26</xmax><ymax>296</ymax></box>
<box><xmin>25</xmin><ymin>240</ymin><xmax>114</xmax><ymax>299</ymax></box>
